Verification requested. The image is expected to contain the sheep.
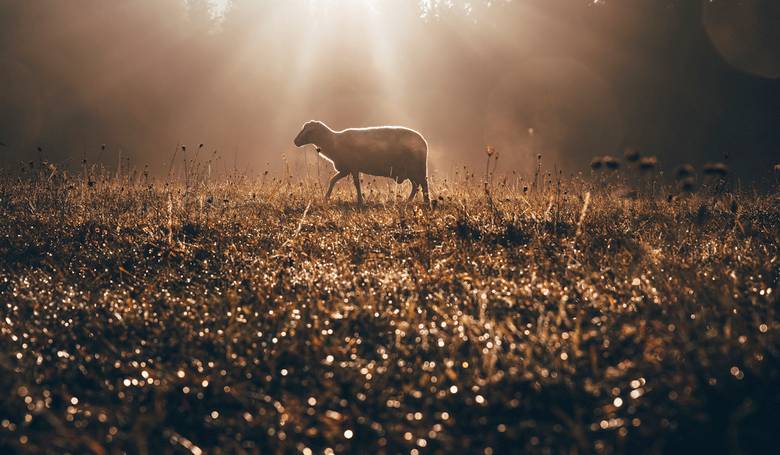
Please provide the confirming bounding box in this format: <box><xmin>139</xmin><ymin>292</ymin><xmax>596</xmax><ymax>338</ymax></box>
<box><xmin>293</xmin><ymin>120</ymin><xmax>430</xmax><ymax>205</ymax></box>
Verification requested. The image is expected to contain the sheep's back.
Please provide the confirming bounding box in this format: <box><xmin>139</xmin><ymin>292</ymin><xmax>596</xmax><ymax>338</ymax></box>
<box><xmin>335</xmin><ymin>127</ymin><xmax>427</xmax><ymax>179</ymax></box>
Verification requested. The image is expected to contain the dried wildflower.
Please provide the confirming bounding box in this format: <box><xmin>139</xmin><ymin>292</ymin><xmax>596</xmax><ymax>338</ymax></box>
<box><xmin>485</xmin><ymin>145</ymin><xmax>495</xmax><ymax>157</ymax></box>
<box><xmin>623</xmin><ymin>147</ymin><xmax>640</xmax><ymax>162</ymax></box>
<box><xmin>675</xmin><ymin>164</ymin><xmax>695</xmax><ymax>179</ymax></box>
<box><xmin>638</xmin><ymin>156</ymin><xmax>657</xmax><ymax>171</ymax></box>
<box><xmin>602</xmin><ymin>155</ymin><xmax>620</xmax><ymax>170</ymax></box>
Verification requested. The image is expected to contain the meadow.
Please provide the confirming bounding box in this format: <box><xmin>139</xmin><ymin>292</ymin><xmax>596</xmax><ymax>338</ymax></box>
<box><xmin>0</xmin><ymin>161</ymin><xmax>778</xmax><ymax>454</ymax></box>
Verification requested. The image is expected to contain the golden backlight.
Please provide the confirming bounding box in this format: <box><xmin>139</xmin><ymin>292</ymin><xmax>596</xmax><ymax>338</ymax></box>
<box><xmin>210</xmin><ymin>0</ymin><xmax>443</xmax><ymax>172</ymax></box>
<box><xmin>0</xmin><ymin>1</ymin><xmax>776</xmax><ymax>178</ymax></box>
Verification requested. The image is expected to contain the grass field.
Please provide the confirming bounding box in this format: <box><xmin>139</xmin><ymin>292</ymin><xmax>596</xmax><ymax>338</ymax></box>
<box><xmin>0</xmin><ymin>166</ymin><xmax>778</xmax><ymax>454</ymax></box>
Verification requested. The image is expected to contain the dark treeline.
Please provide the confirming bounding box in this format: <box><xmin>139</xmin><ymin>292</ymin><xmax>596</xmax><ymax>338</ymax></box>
<box><xmin>0</xmin><ymin>0</ymin><xmax>778</xmax><ymax>179</ymax></box>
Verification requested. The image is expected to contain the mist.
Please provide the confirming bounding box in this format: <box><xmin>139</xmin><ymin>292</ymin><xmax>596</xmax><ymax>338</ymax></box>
<box><xmin>0</xmin><ymin>0</ymin><xmax>778</xmax><ymax>180</ymax></box>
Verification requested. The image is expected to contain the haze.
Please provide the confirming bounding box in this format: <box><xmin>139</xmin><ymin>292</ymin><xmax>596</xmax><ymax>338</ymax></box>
<box><xmin>0</xmin><ymin>0</ymin><xmax>778</xmax><ymax>179</ymax></box>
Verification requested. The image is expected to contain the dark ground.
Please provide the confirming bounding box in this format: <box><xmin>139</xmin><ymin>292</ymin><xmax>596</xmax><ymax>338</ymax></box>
<box><xmin>1</xmin><ymin>170</ymin><xmax>779</xmax><ymax>454</ymax></box>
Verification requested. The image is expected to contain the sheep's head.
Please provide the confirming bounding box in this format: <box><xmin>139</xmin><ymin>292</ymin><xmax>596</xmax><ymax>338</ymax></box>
<box><xmin>294</xmin><ymin>120</ymin><xmax>326</xmax><ymax>147</ymax></box>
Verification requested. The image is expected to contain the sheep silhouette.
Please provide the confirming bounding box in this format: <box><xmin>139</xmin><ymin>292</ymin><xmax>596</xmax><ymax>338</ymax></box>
<box><xmin>294</xmin><ymin>121</ymin><xmax>430</xmax><ymax>206</ymax></box>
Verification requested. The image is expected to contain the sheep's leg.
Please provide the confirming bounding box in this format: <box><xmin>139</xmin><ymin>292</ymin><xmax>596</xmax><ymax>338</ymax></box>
<box><xmin>351</xmin><ymin>172</ymin><xmax>365</xmax><ymax>206</ymax></box>
<box><xmin>325</xmin><ymin>171</ymin><xmax>349</xmax><ymax>200</ymax></box>
<box><xmin>407</xmin><ymin>182</ymin><xmax>419</xmax><ymax>202</ymax></box>
<box><xmin>422</xmin><ymin>179</ymin><xmax>431</xmax><ymax>206</ymax></box>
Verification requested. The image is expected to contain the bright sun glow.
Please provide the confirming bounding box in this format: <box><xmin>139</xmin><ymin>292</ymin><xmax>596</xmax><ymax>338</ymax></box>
<box><xmin>211</xmin><ymin>0</ymin><xmax>228</xmax><ymax>16</ymax></box>
<box><xmin>210</xmin><ymin>0</ymin><xmax>381</xmax><ymax>17</ymax></box>
<box><xmin>209</xmin><ymin>0</ymin><xmax>408</xmax><ymax>146</ymax></box>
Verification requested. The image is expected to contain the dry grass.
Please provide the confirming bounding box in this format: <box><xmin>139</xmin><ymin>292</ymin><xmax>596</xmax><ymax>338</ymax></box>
<box><xmin>0</xmin><ymin>167</ymin><xmax>778</xmax><ymax>454</ymax></box>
